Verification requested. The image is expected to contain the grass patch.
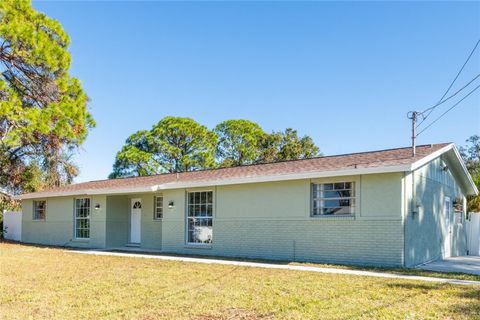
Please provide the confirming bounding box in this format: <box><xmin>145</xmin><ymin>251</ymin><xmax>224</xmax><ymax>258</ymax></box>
<box><xmin>1</xmin><ymin>242</ymin><xmax>479</xmax><ymax>319</ymax></box>
<box><xmin>107</xmin><ymin>247</ymin><xmax>480</xmax><ymax>282</ymax></box>
<box><xmin>292</xmin><ymin>262</ymin><xmax>480</xmax><ymax>282</ymax></box>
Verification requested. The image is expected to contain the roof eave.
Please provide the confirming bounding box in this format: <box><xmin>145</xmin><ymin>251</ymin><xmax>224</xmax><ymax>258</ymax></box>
<box><xmin>15</xmin><ymin>185</ymin><xmax>158</xmax><ymax>200</ymax></box>
<box><xmin>410</xmin><ymin>143</ymin><xmax>478</xmax><ymax>196</ymax></box>
<box><xmin>16</xmin><ymin>164</ymin><xmax>411</xmax><ymax>200</ymax></box>
<box><xmin>451</xmin><ymin>145</ymin><xmax>479</xmax><ymax>196</ymax></box>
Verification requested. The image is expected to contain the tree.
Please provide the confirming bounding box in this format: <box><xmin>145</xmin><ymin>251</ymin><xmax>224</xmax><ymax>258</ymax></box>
<box><xmin>460</xmin><ymin>135</ymin><xmax>480</xmax><ymax>212</ymax></box>
<box><xmin>110</xmin><ymin>117</ymin><xmax>321</xmax><ymax>178</ymax></box>
<box><xmin>0</xmin><ymin>1</ymin><xmax>94</xmax><ymax>194</ymax></box>
<box><xmin>276</xmin><ymin>128</ymin><xmax>321</xmax><ymax>161</ymax></box>
<box><xmin>214</xmin><ymin>119</ymin><xmax>267</xmax><ymax>167</ymax></box>
<box><xmin>110</xmin><ymin>117</ymin><xmax>217</xmax><ymax>178</ymax></box>
<box><xmin>260</xmin><ymin>128</ymin><xmax>321</xmax><ymax>162</ymax></box>
<box><xmin>109</xmin><ymin>130</ymin><xmax>159</xmax><ymax>178</ymax></box>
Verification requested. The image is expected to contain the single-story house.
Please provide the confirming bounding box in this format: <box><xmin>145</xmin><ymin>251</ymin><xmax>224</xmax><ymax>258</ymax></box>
<box><xmin>17</xmin><ymin>143</ymin><xmax>478</xmax><ymax>267</ymax></box>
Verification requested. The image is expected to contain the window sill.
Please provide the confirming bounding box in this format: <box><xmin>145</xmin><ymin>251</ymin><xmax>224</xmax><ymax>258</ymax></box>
<box><xmin>310</xmin><ymin>215</ymin><xmax>355</xmax><ymax>219</ymax></box>
<box><xmin>32</xmin><ymin>219</ymin><xmax>46</xmax><ymax>222</ymax></box>
<box><xmin>184</xmin><ymin>244</ymin><xmax>212</xmax><ymax>249</ymax></box>
<box><xmin>71</xmin><ymin>238</ymin><xmax>90</xmax><ymax>243</ymax></box>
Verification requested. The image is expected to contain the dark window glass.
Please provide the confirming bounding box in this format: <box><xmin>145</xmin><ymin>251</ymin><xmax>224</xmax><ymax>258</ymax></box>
<box><xmin>75</xmin><ymin>198</ymin><xmax>90</xmax><ymax>239</ymax></box>
<box><xmin>154</xmin><ymin>196</ymin><xmax>163</xmax><ymax>219</ymax></box>
<box><xmin>312</xmin><ymin>183</ymin><xmax>355</xmax><ymax>216</ymax></box>
<box><xmin>33</xmin><ymin>201</ymin><xmax>46</xmax><ymax>220</ymax></box>
<box><xmin>187</xmin><ymin>191</ymin><xmax>213</xmax><ymax>244</ymax></box>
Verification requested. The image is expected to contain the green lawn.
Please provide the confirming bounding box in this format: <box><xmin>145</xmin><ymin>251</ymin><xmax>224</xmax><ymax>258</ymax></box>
<box><xmin>1</xmin><ymin>243</ymin><xmax>479</xmax><ymax>319</ymax></box>
<box><xmin>292</xmin><ymin>262</ymin><xmax>480</xmax><ymax>283</ymax></box>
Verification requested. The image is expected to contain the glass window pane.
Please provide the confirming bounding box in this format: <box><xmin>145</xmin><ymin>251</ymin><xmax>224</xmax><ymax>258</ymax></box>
<box><xmin>187</xmin><ymin>192</ymin><xmax>213</xmax><ymax>244</ymax></box>
<box><xmin>323</xmin><ymin>199</ymin><xmax>341</xmax><ymax>207</ymax></box>
<box><xmin>334</xmin><ymin>183</ymin><xmax>345</xmax><ymax>190</ymax></box>
<box><xmin>75</xmin><ymin>198</ymin><xmax>90</xmax><ymax>238</ymax></box>
<box><xmin>194</xmin><ymin>205</ymin><xmax>200</xmax><ymax>216</ymax></box>
<box><xmin>339</xmin><ymin>199</ymin><xmax>351</xmax><ymax>206</ymax></box>
<box><xmin>323</xmin><ymin>184</ymin><xmax>333</xmax><ymax>190</ymax></box>
<box><xmin>312</xmin><ymin>183</ymin><xmax>354</xmax><ymax>216</ymax></box>
<box><xmin>207</xmin><ymin>192</ymin><xmax>212</xmax><ymax>204</ymax></box>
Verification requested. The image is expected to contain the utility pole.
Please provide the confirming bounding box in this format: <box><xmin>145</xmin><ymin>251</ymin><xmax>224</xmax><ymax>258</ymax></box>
<box><xmin>407</xmin><ymin>111</ymin><xmax>418</xmax><ymax>157</ymax></box>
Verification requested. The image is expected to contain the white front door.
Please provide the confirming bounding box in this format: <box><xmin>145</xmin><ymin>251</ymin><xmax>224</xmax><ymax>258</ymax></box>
<box><xmin>443</xmin><ymin>197</ymin><xmax>452</xmax><ymax>258</ymax></box>
<box><xmin>130</xmin><ymin>198</ymin><xmax>142</xmax><ymax>244</ymax></box>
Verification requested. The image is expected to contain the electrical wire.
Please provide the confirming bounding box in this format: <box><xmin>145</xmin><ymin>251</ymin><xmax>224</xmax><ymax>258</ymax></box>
<box><xmin>437</xmin><ymin>39</ymin><xmax>480</xmax><ymax>103</ymax></box>
<box><xmin>416</xmin><ymin>72</ymin><xmax>480</xmax><ymax>127</ymax></box>
<box><xmin>417</xmin><ymin>82</ymin><xmax>480</xmax><ymax>136</ymax></box>
<box><xmin>416</xmin><ymin>38</ymin><xmax>480</xmax><ymax>127</ymax></box>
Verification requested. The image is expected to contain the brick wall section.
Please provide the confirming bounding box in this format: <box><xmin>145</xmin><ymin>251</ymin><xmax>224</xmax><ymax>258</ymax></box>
<box><xmin>161</xmin><ymin>219</ymin><xmax>403</xmax><ymax>266</ymax></box>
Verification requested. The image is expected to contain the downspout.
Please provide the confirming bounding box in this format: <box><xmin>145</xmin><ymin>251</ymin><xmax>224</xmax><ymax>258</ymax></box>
<box><xmin>404</xmin><ymin>169</ymin><xmax>417</xmax><ymax>267</ymax></box>
<box><xmin>411</xmin><ymin>169</ymin><xmax>417</xmax><ymax>217</ymax></box>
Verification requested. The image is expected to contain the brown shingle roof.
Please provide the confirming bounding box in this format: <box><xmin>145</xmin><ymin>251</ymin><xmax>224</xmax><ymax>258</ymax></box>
<box><xmin>19</xmin><ymin>143</ymin><xmax>450</xmax><ymax>199</ymax></box>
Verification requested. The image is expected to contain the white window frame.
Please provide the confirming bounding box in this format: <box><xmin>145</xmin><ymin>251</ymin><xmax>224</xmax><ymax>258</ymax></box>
<box><xmin>154</xmin><ymin>195</ymin><xmax>163</xmax><ymax>220</ymax></box>
<box><xmin>311</xmin><ymin>182</ymin><xmax>355</xmax><ymax>217</ymax></box>
<box><xmin>186</xmin><ymin>190</ymin><xmax>213</xmax><ymax>246</ymax></box>
<box><xmin>33</xmin><ymin>200</ymin><xmax>47</xmax><ymax>221</ymax></box>
<box><xmin>74</xmin><ymin>197</ymin><xmax>91</xmax><ymax>240</ymax></box>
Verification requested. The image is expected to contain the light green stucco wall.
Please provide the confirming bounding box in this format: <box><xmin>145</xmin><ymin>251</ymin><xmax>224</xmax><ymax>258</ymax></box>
<box><xmin>22</xmin><ymin>195</ymin><xmax>107</xmax><ymax>248</ymax></box>
<box><xmin>21</xmin><ymin>173</ymin><xmax>405</xmax><ymax>266</ymax></box>
<box><xmin>404</xmin><ymin>155</ymin><xmax>468</xmax><ymax>267</ymax></box>
<box><xmin>160</xmin><ymin>174</ymin><xmax>404</xmax><ymax>266</ymax></box>
<box><xmin>105</xmin><ymin>195</ymin><xmax>129</xmax><ymax>247</ymax></box>
<box><xmin>134</xmin><ymin>193</ymin><xmax>162</xmax><ymax>249</ymax></box>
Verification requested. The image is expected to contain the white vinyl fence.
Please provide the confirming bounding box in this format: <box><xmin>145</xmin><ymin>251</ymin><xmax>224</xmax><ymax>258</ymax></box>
<box><xmin>467</xmin><ymin>212</ymin><xmax>480</xmax><ymax>256</ymax></box>
<box><xmin>2</xmin><ymin>210</ymin><xmax>22</xmax><ymax>241</ymax></box>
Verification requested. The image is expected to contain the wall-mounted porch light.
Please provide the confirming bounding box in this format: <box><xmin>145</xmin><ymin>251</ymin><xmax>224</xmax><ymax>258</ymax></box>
<box><xmin>453</xmin><ymin>198</ymin><xmax>463</xmax><ymax>212</ymax></box>
<box><xmin>441</xmin><ymin>160</ymin><xmax>449</xmax><ymax>172</ymax></box>
<box><xmin>94</xmin><ymin>204</ymin><xmax>101</xmax><ymax>210</ymax></box>
<box><xmin>168</xmin><ymin>201</ymin><xmax>174</xmax><ymax>209</ymax></box>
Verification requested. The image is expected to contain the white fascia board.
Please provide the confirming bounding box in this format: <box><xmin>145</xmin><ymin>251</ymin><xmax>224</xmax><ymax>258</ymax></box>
<box><xmin>153</xmin><ymin>165</ymin><xmax>411</xmax><ymax>190</ymax></box>
<box><xmin>17</xmin><ymin>164</ymin><xmax>412</xmax><ymax>200</ymax></box>
<box><xmin>16</xmin><ymin>186</ymin><xmax>157</xmax><ymax>200</ymax></box>
<box><xmin>409</xmin><ymin>143</ymin><xmax>478</xmax><ymax>196</ymax></box>
<box><xmin>410</xmin><ymin>144</ymin><xmax>454</xmax><ymax>171</ymax></box>
<box><xmin>451</xmin><ymin>145</ymin><xmax>478</xmax><ymax>195</ymax></box>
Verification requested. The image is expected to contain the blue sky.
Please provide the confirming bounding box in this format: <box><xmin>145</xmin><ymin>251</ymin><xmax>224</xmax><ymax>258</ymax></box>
<box><xmin>33</xmin><ymin>1</ymin><xmax>480</xmax><ymax>183</ymax></box>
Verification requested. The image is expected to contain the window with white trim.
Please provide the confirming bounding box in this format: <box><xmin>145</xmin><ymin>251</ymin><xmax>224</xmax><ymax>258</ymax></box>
<box><xmin>33</xmin><ymin>200</ymin><xmax>46</xmax><ymax>220</ymax></box>
<box><xmin>312</xmin><ymin>182</ymin><xmax>355</xmax><ymax>216</ymax></box>
<box><xmin>74</xmin><ymin>198</ymin><xmax>90</xmax><ymax>239</ymax></box>
<box><xmin>187</xmin><ymin>191</ymin><xmax>213</xmax><ymax>244</ymax></box>
<box><xmin>154</xmin><ymin>195</ymin><xmax>163</xmax><ymax>219</ymax></box>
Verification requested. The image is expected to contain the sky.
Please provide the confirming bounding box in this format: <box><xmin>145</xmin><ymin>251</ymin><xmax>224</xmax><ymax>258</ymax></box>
<box><xmin>32</xmin><ymin>1</ymin><xmax>480</xmax><ymax>183</ymax></box>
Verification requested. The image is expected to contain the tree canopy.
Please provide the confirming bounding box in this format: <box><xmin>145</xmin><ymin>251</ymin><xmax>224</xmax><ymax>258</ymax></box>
<box><xmin>0</xmin><ymin>0</ymin><xmax>94</xmax><ymax>194</ymax></box>
<box><xmin>214</xmin><ymin>119</ymin><xmax>267</xmax><ymax>167</ymax></box>
<box><xmin>263</xmin><ymin>128</ymin><xmax>320</xmax><ymax>162</ymax></box>
<box><xmin>110</xmin><ymin>117</ymin><xmax>321</xmax><ymax>177</ymax></box>
<box><xmin>460</xmin><ymin>134</ymin><xmax>480</xmax><ymax>212</ymax></box>
<box><xmin>110</xmin><ymin>117</ymin><xmax>217</xmax><ymax>178</ymax></box>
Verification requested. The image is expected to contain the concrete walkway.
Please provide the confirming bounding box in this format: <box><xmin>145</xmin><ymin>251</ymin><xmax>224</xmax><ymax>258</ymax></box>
<box><xmin>418</xmin><ymin>256</ymin><xmax>480</xmax><ymax>275</ymax></box>
<box><xmin>67</xmin><ymin>249</ymin><xmax>480</xmax><ymax>286</ymax></box>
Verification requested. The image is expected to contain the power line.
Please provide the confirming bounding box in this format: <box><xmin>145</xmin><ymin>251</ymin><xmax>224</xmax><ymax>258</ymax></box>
<box><xmin>417</xmin><ymin>82</ymin><xmax>480</xmax><ymax>136</ymax></box>
<box><xmin>416</xmin><ymin>72</ymin><xmax>480</xmax><ymax>127</ymax></box>
<box><xmin>437</xmin><ymin>39</ymin><xmax>480</xmax><ymax>103</ymax></box>
<box><xmin>417</xmin><ymin>38</ymin><xmax>480</xmax><ymax>126</ymax></box>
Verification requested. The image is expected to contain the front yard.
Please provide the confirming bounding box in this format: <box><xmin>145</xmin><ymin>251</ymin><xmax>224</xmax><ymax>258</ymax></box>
<box><xmin>0</xmin><ymin>242</ymin><xmax>479</xmax><ymax>319</ymax></box>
